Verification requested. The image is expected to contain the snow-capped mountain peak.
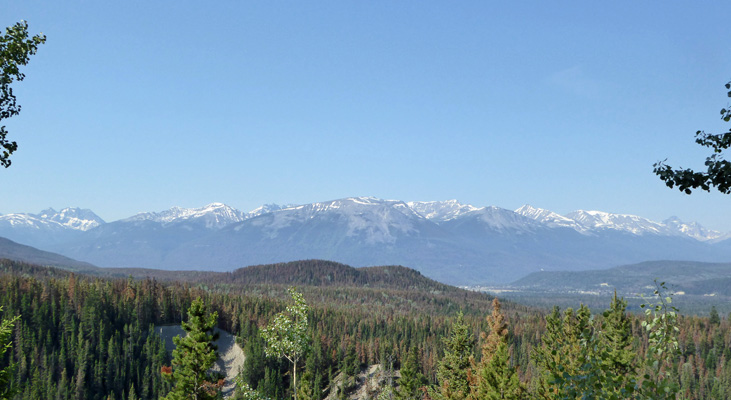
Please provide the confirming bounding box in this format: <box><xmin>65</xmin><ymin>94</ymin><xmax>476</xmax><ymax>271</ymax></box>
<box><xmin>0</xmin><ymin>213</ymin><xmax>52</xmax><ymax>230</ymax></box>
<box><xmin>2</xmin><ymin>199</ymin><xmax>728</xmax><ymax>245</ymax></box>
<box><xmin>248</xmin><ymin>197</ymin><xmax>423</xmax><ymax>244</ymax></box>
<box><xmin>662</xmin><ymin>216</ymin><xmax>725</xmax><ymax>242</ymax></box>
<box><xmin>48</xmin><ymin>207</ymin><xmax>105</xmax><ymax>231</ymax></box>
<box><xmin>0</xmin><ymin>207</ymin><xmax>104</xmax><ymax>231</ymax></box>
<box><xmin>126</xmin><ymin>203</ymin><xmax>245</xmax><ymax>229</ymax></box>
<box><xmin>406</xmin><ymin>200</ymin><xmax>480</xmax><ymax>221</ymax></box>
<box><xmin>564</xmin><ymin>210</ymin><xmax>672</xmax><ymax>236</ymax></box>
<box><xmin>461</xmin><ymin>205</ymin><xmax>541</xmax><ymax>232</ymax></box>
<box><xmin>246</xmin><ymin>204</ymin><xmax>286</xmax><ymax>218</ymax></box>
<box><xmin>515</xmin><ymin>205</ymin><xmax>583</xmax><ymax>231</ymax></box>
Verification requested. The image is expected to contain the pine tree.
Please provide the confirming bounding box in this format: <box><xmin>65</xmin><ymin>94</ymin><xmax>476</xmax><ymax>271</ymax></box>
<box><xmin>532</xmin><ymin>305</ymin><xmax>593</xmax><ymax>399</ymax></box>
<box><xmin>468</xmin><ymin>298</ymin><xmax>523</xmax><ymax>400</ymax></box>
<box><xmin>429</xmin><ymin>312</ymin><xmax>473</xmax><ymax>400</ymax></box>
<box><xmin>296</xmin><ymin>370</ymin><xmax>314</xmax><ymax>400</ymax></box>
<box><xmin>395</xmin><ymin>347</ymin><xmax>426</xmax><ymax>400</ymax></box>
<box><xmin>709</xmin><ymin>306</ymin><xmax>721</xmax><ymax>325</ymax></box>
<box><xmin>0</xmin><ymin>306</ymin><xmax>20</xmax><ymax>400</ymax></box>
<box><xmin>241</xmin><ymin>332</ymin><xmax>266</xmax><ymax>390</ymax></box>
<box><xmin>600</xmin><ymin>291</ymin><xmax>635</xmax><ymax>378</ymax></box>
<box><xmin>127</xmin><ymin>383</ymin><xmax>137</xmax><ymax>400</ymax></box>
<box><xmin>162</xmin><ymin>297</ymin><xmax>222</xmax><ymax>400</ymax></box>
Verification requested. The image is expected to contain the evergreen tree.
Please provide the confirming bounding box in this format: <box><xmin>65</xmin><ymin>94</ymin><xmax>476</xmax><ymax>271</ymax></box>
<box><xmin>127</xmin><ymin>383</ymin><xmax>138</xmax><ymax>400</ymax></box>
<box><xmin>162</xmin><ymin>297</ymin><xmax>222</xmax><ymax>400</ymax></box>
<box><xmin>0</xmin><ymin>306</ymin><xmax>19</xmax><ymax>399</ymax></box>
<box><xmin>343</xmin><ymin>343</ymin><xmax>359</xmax><ymax>378</ymax></box>
<box><xmin>296</xmin><ymin>370</ymin><xmax>315</xmax><ymax>400</ymax></box>
<box><xmin>395</xmin><ymin>347</ymin><xmax>426</xmax><ymax>400</ymax></box>
<box><xmin>600</xmin><ymin>291</ymin><xmax>635</xmax><ymax>378</ymax></box>
<box><xmin>710</xmin><ymin>305</ymin><xmax>721</xmax><ymax>325</ymax></box>
<box><xmin>241</xmin><ymin>332</ymin><xmax>266</xmax><ymax>390</ymax></box>
<box><xmin>532</xmin><ymin>305</ymin><xmax>594</xmax><ymax>399</ymax></box>
<box><xmin>468</xmin><ymin>298</ymin><xmax>523</xmax><ymax>400</ymax></box>
<box><xmin>429</xmin><ymin>312</ymin><xmax>473</xmax><ymax>400</ymax></box>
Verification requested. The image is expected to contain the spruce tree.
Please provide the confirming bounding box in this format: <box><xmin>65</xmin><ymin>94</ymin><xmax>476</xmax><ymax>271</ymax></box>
<box><xmin>162</xmin><ymin>298</ymin><xmax>222</xmax><ymax>400</ymax></box>
<box><xmin>600</xmin><ymin>291</ymin><xmax>635</xmax><ymax>378</ymax></box>
<box><xmin>709</xmin><ymin>306</ymin><xmax>721</xmax><ymax>325</ymax></box>
<box><xmin>532</xmin><ymin>305</ymin><xmax>593</xmax><ymax>399</ymax></box>
<box><xmin>0</xmin><ymin>306</ymin><xmax>19</xmax><ymax>400</ymax></box>
<box><xmin>127</xmin><ymin>383</ymin><xmax>138</xmax><ymax>400</ymax></box>
<box><xmin>395</xmin><ymin>347</ymin><xmax>426</xmax><ymax>400</ymax></box>
<box><xmin>468</xmin><ymin>298</ymin><xmax>523</xmax><ymax>400</ymax></box>
<box><xmin>296</xmin><ymin>370</ymin><xmax>314</xmax><ymax>400</ymax></box>
<box><xmin>241</xmin><ymin>333</ymin><xmax>266</xmax><ymax>390</ymax></box>
<box><xmin>429</xmin><ymin>312</ymin><xmax>473</xmax><ymax>400</ymax></box>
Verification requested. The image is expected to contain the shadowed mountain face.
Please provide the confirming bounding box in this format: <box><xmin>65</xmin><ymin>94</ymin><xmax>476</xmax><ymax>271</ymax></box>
<box><xmin>2</xmin><ymin>197</ymin><xmax>731</xmax><ymax>284</ymax></box>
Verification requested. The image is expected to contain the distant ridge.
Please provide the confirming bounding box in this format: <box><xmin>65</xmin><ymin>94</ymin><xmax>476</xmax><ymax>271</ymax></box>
<box><xmin>0</xmin><ymin>236</ymin><xmax>98</xmax><ymax>271</ymax></box>
<box><xmin>215</xmin><ymin>259</ymin><xmax>455</xmax><ymax>292</ymax></box>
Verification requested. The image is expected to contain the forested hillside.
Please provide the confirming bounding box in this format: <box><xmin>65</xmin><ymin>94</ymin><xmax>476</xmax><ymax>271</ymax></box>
<box><xmin>1</xmin><ymin>258</ymin><xmax>731</xmax><ymax>399</ymax></box>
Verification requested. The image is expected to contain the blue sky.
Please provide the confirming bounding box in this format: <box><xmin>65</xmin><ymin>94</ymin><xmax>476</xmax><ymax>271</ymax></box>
<box><xmin>2</xmin><ymin>2</ymin><xmax>731</xmax><ymax>230</ymax></box>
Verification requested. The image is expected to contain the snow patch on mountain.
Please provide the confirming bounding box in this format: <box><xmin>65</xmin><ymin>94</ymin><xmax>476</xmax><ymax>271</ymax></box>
<box><xmin>0</xmin><ymin>208</ymin><xmax>104</xmax><ymax>231</ymax></box>
<box><xmin>38</xmin><ymin>208</ymin><xmax>105</xmax><ymax>231</ymax></box>
<box><xmin>0</xmin><ymin>214</ymin><xmax>54</xmax><ymax>230</ymax></box>
<box><xmin>245</xmin><ymin>204</ymin><xmax>287</xmax><ymax>219</ymax></box>
<box><xmin>515</xmin><ymin>205</ymin><xmax>584</xmax><ymax>231</ymax></box>
<box><xmin>126</xmin><ymin>203</ymin><xmax>245</xmax><ymax>229</ymax></box>
<box><xmin>3</xmin><ymin>199</ymin><xmax>728</xmax><ymax>244</ymax></box>
<box><xmin>407</xmin><ymin>200</ymin><xmax>480</xmax><ymax>221</ymax></box>
<box><xmin>464</xmin><ymin>206</ymin><xmax>540</xmax><ymax>232</ymax></box>
<box><xmin>565</xmin><ymin>210</ymin><xmax>672</xmax><ymax>236</ymax></box>
<box><xmin>250</xmin><ymin>197</ymin><xmax>422</xmax><ymax>244</ymax></box>
<box><xmin>663</xmin><ymin>216</ymin><xmax>725</xmax><ymax>241</ymax></box>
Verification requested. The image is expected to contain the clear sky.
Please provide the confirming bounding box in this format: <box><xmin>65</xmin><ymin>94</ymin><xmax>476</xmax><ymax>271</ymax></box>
<box><xmin>1</xmin><ymin>2</ymin><xmax>730</xmax><ymax>230</ymax></box>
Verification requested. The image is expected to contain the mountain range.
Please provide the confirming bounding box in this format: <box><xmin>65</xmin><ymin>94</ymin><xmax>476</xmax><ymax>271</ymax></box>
<box><xmin>1</xmin><ymin>197</ymin><xmax>730</xmax><ymax>284</ymax></box>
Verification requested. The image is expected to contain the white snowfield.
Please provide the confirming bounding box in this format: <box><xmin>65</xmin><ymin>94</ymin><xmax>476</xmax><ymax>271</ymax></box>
<box><xmin>407</xmin><ymin>199</ymin><xmax>480</xmax><ymax>222</ymax></box>
<box><xmin>0</xmin><ymin>207</ymin><xmax>104</xmax><ymax>231</ymax></box>
<box><xmin>3</xmin><ymin>197</ymin><xmax>728</xmax><ymax>241</ymax></box>
<box><xmin>127</xmin><ymin>203</ymin><xmax>247</xmax><ymax>229</ymax></box>
<box><xmin>155</xmin><ymin>325</ymin><xmax>245</xmax><ymax>398</ymax></box>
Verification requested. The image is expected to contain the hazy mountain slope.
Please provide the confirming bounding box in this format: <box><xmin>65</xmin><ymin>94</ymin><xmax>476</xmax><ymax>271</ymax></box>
<box><xmin>50</xmin><ymin>218</ymin><xmax>215</xmax><ymax>269</ymax></box>
<box><xmin>0</xmin><ymin>236</ymin><xmax>98</xmax><ymax>271</ymax></box>
<box><xmin>510</xmin><ymin>260</ymin><xmax>731</xmax><ymax>295</ymax></box>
